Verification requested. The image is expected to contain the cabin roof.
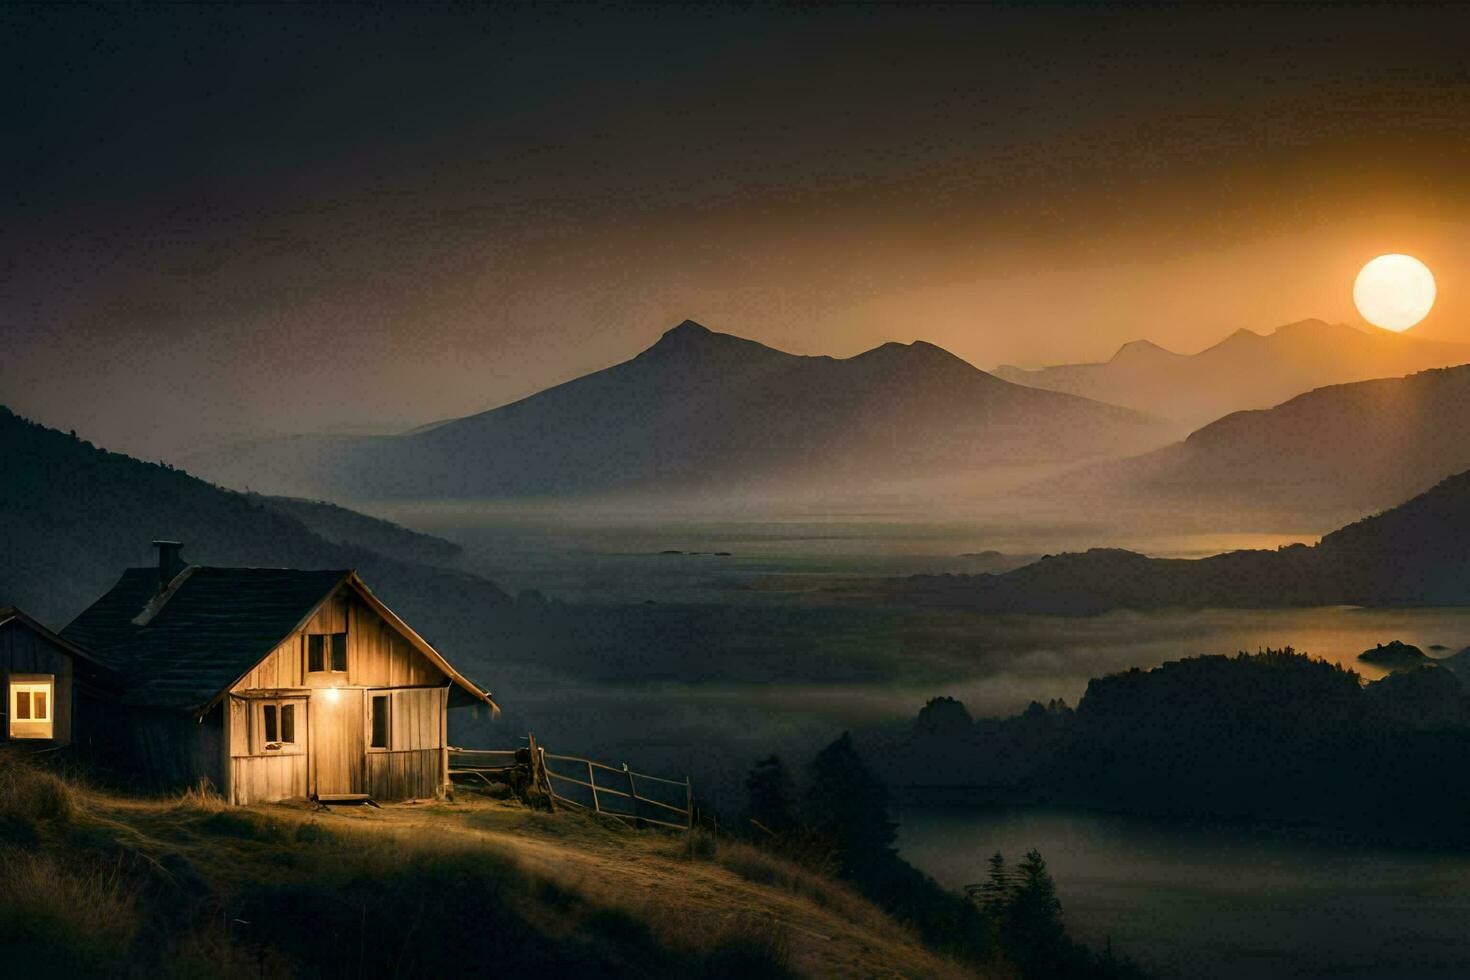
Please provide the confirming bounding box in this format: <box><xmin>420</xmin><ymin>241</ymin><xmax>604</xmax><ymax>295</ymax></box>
<box><xmin>61</xmin><ymin>567</ymin><xmax>496</xmax><ymax>713</ymax></box>
<box><xmin>0</xmin><ymin>604</ymin><xmax>116</xmax><ymax>673</ymax></box>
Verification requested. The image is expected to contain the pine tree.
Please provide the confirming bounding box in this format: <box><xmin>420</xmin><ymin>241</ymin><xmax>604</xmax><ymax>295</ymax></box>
<box><xmin>803</xmin><ymin>732</ymin><xmax>896</xmax><ymax>884</ymax></box>
<box><xmin>1006</xmin><ymin>848</ymin><xmax>1068</xmax><ymax>974</ymax></box>
<box><xmin>977</xmin><ymin>850</ymin><xmax>1016</xmax><ymax>914</ymax></box>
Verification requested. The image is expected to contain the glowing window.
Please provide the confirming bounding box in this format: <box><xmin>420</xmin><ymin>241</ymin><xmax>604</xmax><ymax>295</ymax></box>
<box><xmin>8</xmin><ymin>676</ymin><xmax>55</xmax><ymax>739</ymax></box>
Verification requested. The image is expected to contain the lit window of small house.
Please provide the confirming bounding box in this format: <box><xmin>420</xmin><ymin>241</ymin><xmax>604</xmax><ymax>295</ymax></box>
<box><xmin>8</xmin><ymin>675</ymin><xmax>55</xmax><ymax>740</ymax></box>
<box><xmin>370</xmin><ymin>693</ymin><xmax>390</xmax><ymax>749</ymax></box>
<box><xmin>257</xmin><ymin>701</ymin><xmax>297</xmax><ymax>751</ymax></box>
<box><xmin>306</xmin><ymin>632</ymin><xmax>348</xmax><ymax>674</ymax></box>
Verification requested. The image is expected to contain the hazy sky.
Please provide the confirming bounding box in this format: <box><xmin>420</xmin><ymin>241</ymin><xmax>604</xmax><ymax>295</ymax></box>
<box><xmin>5</xmin><ymin>5</ymin><xmax>1470</xmax><ymax>458</ymax></box>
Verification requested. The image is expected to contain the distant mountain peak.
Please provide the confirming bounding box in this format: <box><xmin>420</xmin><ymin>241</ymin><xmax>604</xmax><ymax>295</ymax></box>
<box><xmin>1221</xmin><ymin>326</ymin><xmax>1265</xmax><ymax>343</ymax></box>
<box><xmin>852</xmin><ymin>339</ymin><xmax>987</xmax><ymax>378</ymax></box>
<box><xmin>646</xmin><ymin>319</ymin><xmax>751</xmax><ymax>355</ymax></box>
<box><xmin>1110</xmin><ymin>339</ymin><xmax>1175</xmax><ymax>363</ymax></box>
<box><xmin>662</xmin><ymin>319</ymin><xmax>712</xmax><ymax>339</ymax></box>
<box><xmin>1272</xmin><ymin>318</ymin><xmax>1333</xmax><ymax>334</ymax></box>
<box><xmin>638</xmin><ymin>319</ymin><xmax>798</xmax><ymax>372</ymax></box>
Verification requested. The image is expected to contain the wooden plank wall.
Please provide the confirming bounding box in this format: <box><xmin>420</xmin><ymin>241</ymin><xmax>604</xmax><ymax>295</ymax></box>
<box><xmin>228</xmin><ymin>695</ymin><xmax>310</xmax><ymax>804</ymax></box>
<box><xmin>0</xmin><ymin>620</ymin><xmax>75</xmax><ymax>745</ymax></box>
<box><xmin>232</xmin><ymin>590</ymin><xmax>446</xmax><ymax>693</ymax></box>
<box><xmin>232</xmin><ymin>754</ymin><xmax>309</xmax><ymax>804</ymax></box>
<box><xmin>366</xmin><ymin>687</ymin><xmax>445</xmax><ymax>800</ymax></box>
<box><xmin>129</xmin><ymin>705</ymin><xmax>225</xmax><ymax>791</ymax></box>
<box><xmin>389</xmin><ymin>687</ymin><xmax>442</xmax><ymax>751</ymax></box>
<box><xmin>366</xmin><ymin>748</ymin><xmax>441</xmax><ymax>800</ymax></box>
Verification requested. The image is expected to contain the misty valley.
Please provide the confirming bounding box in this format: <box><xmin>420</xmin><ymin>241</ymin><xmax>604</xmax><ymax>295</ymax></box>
<box><xmin>11</xmin><ymin>7</ymin><xmax>1470</xmax><ymax>976</ymax></box>
<box><xmin>11</xmin><ymin>312</ymin><xmax>1470</xmax><ymax>977</ymax></box>
<box><xmin>226</xmin><ymin>500</ymin><xmax>1470</xmax><ymax>977</ymax></box>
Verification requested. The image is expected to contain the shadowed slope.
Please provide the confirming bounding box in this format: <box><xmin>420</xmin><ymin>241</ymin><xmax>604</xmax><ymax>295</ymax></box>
<box><xmin>0</xmin><ymin>406</ymin><xmax>509</xmax><ymax>635</ymax></box>
<box><xmin>1113</xmin><ymin>363</ymin><xmax>1470</xmax><ymax>521</ymax></box>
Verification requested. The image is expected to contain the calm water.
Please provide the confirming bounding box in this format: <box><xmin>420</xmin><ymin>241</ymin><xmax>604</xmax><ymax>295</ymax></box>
<box><xmin>899</xmin><ymin>806</ymin><xmax>1470</xmax><ymax>980</ymax></box>
<box><xmin>362</xmin><ymin>500</ymin><xmax>1318</xmax><ymax>604</ymax></box>
<box><xmin>399</xmin><ymin>504</ymin><xmax>1470</xmax><ymax>976</ymax></box>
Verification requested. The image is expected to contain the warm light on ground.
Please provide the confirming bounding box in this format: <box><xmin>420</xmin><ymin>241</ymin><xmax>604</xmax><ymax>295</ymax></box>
<box><xmin>1354</xmin><ymin>254</ymin><xmax>1436</xmax><ymax>331</ymax></box>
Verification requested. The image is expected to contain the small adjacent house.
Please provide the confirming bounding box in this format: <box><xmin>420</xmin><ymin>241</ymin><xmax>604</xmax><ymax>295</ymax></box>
<box><xmin>1</xmin><ymin>605</ymin><xmax>116</xmax><ymax>748</ymax></box>
<box><xmin>63</xmin><ymin>542</ymin><xmax>497</xmax><ymax>804</ymax></box>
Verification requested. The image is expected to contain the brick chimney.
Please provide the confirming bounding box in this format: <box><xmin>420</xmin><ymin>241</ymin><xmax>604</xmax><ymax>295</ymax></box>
<box><xmin>153</xmin><ymin>540</ymin><xmax>185</xmax><ymax>592</ymax></box>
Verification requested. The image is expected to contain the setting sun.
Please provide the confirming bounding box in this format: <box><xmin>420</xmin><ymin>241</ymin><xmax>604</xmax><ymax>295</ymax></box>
<box><xmin>1353</xmin><ymin>253</ymin><xmax>1437</xmax><ymax>331</ymax></box>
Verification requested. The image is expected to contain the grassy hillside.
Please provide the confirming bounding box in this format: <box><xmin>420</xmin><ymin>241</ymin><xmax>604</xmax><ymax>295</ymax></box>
<box><xmin>0</xmin><ymin>753</ymin><xmax>970</xmax><ymax>979</ymax></box>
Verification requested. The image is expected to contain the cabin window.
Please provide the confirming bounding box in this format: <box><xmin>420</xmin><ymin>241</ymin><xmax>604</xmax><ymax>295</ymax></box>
<box><xmin>8</xmin><ymin>675</ymin><xmax>55</xmax><ymax>740</ymax></box>
<box><xmin>257</xmin><ymin>701</ymin><xmax>297</xmax><ymax>751</ymax></box>
<box><xmin>370</xmin><ymin>694</ymin><xmax>390</xmax><ymax>749</ymax></box>
<box><xmin>307</xmin><ymin>632</ymin><xmax>348</xmax><ymax>674</ymax></box>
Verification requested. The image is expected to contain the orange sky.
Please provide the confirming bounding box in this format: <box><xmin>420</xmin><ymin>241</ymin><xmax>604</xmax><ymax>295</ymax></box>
<box><xmin>4</xmin><ymin>6</ymin><xmax>1470</xmax><ymax>458</ymax></box>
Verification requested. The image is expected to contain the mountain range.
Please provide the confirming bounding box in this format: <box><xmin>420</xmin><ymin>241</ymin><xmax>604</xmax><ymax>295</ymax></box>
<box><xmin>891</xmin><ymin>462</ymin><xmax>1470</xmax><ymax>614</ymax></box>
<box><xmin>182</xmin><ymin>320</ymin><xmax>1172</xmax><ymax>501</ymax></box>
<box><xmin>995</xmin><ymin>319</ymin><xmax>1469</xmax><ymax>431</ymax></box>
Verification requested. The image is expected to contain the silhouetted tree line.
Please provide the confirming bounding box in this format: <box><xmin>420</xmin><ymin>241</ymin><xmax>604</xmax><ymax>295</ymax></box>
<box><xmin>742</xmin><ymin>734</ymin><xmax>1146</xmax><ymax>979</ymax></box>
<box><xmin>876</xmin><ymin>648</ymin><xmax>1470</xmax><ymax>846</ymax></box>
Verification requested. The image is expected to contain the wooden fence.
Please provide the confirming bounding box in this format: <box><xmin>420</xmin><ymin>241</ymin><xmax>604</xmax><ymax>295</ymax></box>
<box><xmin>448</xmin><ymin>734</ymin><xmax>693</xmax><ymax>832</ymax></box>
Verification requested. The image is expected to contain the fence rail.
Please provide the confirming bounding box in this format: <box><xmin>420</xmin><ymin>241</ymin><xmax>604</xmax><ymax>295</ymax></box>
<box><xmin>449</xmin><ymin>735</ymin><xmax>693</xmax><ymax>831</ymax></box>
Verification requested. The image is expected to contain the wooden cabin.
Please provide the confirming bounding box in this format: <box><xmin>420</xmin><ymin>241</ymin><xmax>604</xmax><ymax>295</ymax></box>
<box><xmin>1</xmin><ymin>605</ymin><xmax>116</xmax><ymax>749</ymax></box>
<box><xmin>63</xmin><ymin>542</ymin><xmax>497</xmax><ymax>804</ymax></box>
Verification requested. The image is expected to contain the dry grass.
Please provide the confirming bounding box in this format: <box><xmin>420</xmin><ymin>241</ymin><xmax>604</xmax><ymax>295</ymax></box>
<box><xmin>172</xmin><ymin>777</ymin><xmax>228</xmax><ymax>813</ymax></box>
<box><xmin>0</xmin><ymin>749</ymin><xmax>77</xmax><ymax>836</ymax></box>
<box><xmin>0</xmin><ymin>753</ymin><xmax>974</xmax><ymax>978</ymax></box>
<box><xmin>0</xmin><ymin>852</ymin><xmax>140</xmax><ymax>974</ymax></box>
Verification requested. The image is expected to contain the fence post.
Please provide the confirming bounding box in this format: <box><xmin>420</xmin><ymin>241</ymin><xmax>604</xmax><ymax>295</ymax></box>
<box><xmin>685</xmin><ymin>776</ymin><xmax>693</xmax><ymax>830</ymax></box>
<box><xmin>624</xmin><ymin>763</ymin><xmax>637</xmax><ymax>822</ymax></box>
<box><xmin>527</xmin><ymin>732</ymin><xmax>554</xmax><ymax>811</ymax></box>
<box><xmin>587</xmin><ymin>759</ymin><xmax>601</xmax><ymax>813</ymax></box>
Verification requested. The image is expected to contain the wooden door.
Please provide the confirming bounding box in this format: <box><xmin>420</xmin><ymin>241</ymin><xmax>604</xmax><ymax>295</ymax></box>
<box><xmin>311</xmin><ymin>688</ymin><xmax>364</xmax><ymax>796</ymax></box>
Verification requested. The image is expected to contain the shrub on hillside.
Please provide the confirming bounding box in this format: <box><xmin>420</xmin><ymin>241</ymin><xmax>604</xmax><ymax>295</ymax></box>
<box><xmin>0</xmin><ymin>750</ymin><xmax>75</xmax><ymax>842</ymax></box>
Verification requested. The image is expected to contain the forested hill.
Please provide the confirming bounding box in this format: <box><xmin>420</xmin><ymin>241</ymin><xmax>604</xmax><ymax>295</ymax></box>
<box><xmin>890</xmin><ymin>467</ymin><xmax>1470</xmax><ymax>613</ymax></box>
<box><xmin>243</xmin><ymin>492</ymin><xmax>463</xmax><ymax>567</ymax></box>
<box><xmin>0</xmin><ymin>406</ymin><xmax>510</xmax><ymax>648</ymax></box>
<box><xmin>870</xmin><ymin>649</ymin><xmax>1470</xmax><ymax>845</ymax></box>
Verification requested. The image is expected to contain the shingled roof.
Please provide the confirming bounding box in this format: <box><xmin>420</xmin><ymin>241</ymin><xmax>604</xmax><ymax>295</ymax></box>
<box><xmin>62</xmin><ymin>566</ymin><xmax>495</xmax><ymax>713</ymax></box>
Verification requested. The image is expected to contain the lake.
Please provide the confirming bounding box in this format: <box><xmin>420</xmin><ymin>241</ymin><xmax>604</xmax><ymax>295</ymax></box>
<box><xmin>361</xmin><ymin>499</ymin><xmax>1321</xmax><ymax>604</ymax></box>
<box><xmin>898</xmin><ymin>806</ymin><xmax>1470</xmax><ymax>979</ymax></box>
<box><xmin>398</xmin><ymin>503</ymin><xmax>1470</xmax><ymax>976</ymax></box>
